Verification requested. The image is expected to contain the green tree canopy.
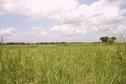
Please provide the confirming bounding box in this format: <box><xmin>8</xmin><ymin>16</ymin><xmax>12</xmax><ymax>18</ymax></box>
<box><xmin>100</xmin><ymin>36</ymin><xmax>116</xmax><ymax>44</ymax></box>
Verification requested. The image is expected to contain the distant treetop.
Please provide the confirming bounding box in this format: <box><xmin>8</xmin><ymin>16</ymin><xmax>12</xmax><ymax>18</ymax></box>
<box><xmin>100</xmin><ymin>36</ymin><xmax>117</xmax><ymax>44</ymax></box>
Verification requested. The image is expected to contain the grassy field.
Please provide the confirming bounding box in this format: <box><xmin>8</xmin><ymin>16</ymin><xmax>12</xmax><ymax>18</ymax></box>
<box><xmin>0</xmin><ymin>44</ymin><xmax>126</xmax><ymax>84</ymax></box>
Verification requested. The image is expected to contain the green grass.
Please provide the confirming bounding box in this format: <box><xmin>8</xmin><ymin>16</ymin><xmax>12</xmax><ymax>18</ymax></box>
<box><xmin>0</xmin><ymin>44</ymin><xmax>126</xmax><ymax>84</ymax></box>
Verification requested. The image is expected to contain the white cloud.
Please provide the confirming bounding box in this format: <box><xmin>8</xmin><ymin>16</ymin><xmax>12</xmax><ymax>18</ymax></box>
<box><xmin>49</xmin><ymin>24</ymin><xmax>86</xmax><ymax>36</ymax></box>
<box><xmin>0</xmin><ymin>27</ymin><xmax>15</xmax><ymax>36</ymax></box>
<box><xmin>31</xmin><ymin>27</ymin><xmax>47</xmax><ymax>36</ymax></box>
<box><xmin>0</xmin><ymin>0</ymin><xmax>78</xmax><ymax>19</ymax></box>
<box><xmin>0</xmin><ymin>0</ymin><xmax>126</xmax><ymax>42</ymax></box>
<box><xmin>0</xmin><ymin>27</ymin><xmax>48</xmax><ymax>42</ymax></box>
<box><xmin>55</xmin><ymin>0</ymin><xmax>126</xmax><ymax>36</ymax></box>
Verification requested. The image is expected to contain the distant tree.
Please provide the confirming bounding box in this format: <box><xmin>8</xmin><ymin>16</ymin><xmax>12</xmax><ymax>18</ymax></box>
<box><xmin>100</xmin><ymin>36</ymin><xmax>109</xmax><ymax>43</ymax></box>
<box><xmin>111</xmin><ymin>37</ymin><xmax>116</xmax><ymax>41</ymax></box>
<box><xmin>100</xmin><ymin>37</ymin><xmax>104</xmax><ymax>43</ymax></box>
<box><xmin>100</xmin><ymin>36</ymin><xmax>117</xmax><ymax>44</ymax></box>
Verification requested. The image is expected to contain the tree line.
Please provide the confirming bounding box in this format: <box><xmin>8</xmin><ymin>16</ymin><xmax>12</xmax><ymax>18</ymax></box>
<box><xmin>0</xmin><ymin>36</ymin><xmax>117</xmax><ymax>45</ymax></box>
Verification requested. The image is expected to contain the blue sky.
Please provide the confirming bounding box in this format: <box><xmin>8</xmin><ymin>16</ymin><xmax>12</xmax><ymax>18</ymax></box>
<box><xmin>0</xmin><ymin>0</ymin><xmax>126</xmax><ymax>42</ymax></box>
<box><xmin>78</xmin><ymin>0</ymin><xmax>96</xmax><ymax>4</ymax></box>
<box><xmin>0</xmin><ymin>14</ymin><xmax>56</xmax><ymax>32</ymax></box>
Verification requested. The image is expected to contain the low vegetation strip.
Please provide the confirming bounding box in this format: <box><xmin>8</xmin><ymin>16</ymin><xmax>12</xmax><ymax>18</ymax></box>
<box><xmin>0</xmin><ymin>44</ymin><xmax>126</xmax><ymax>84</ymax></box>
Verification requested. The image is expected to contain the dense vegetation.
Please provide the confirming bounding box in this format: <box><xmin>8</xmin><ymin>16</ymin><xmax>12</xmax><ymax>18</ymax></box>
<box><xmin>0</xmin><ymin>43</ymin><xmax>126</xmax><ymax>84</ymax></box>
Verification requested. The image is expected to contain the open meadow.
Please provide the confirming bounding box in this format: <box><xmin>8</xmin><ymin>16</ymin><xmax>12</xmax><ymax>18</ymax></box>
<box><xmin>0</xmin><ymin>44</ymin><xmax>126</xmax><ymax>84</ymax></box>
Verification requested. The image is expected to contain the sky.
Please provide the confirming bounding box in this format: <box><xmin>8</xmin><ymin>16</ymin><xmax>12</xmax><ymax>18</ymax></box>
<box><xmin>0</xmin><ymin>0</ymin><xmax>126</xmax><ymax>42</ymax></box>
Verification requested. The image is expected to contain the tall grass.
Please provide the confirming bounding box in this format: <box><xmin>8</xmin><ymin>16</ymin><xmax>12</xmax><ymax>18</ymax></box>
<box><xmin>0</xmin><ymin>44</ymin><xmax>126</xmax><ymax>84</ymax></box>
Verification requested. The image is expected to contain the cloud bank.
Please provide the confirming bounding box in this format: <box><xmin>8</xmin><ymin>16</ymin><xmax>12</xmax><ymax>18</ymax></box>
<box><xmin>0</xmin><ymin>0</ymin><xmax>126</xmax><ymax>42</ymax></box>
